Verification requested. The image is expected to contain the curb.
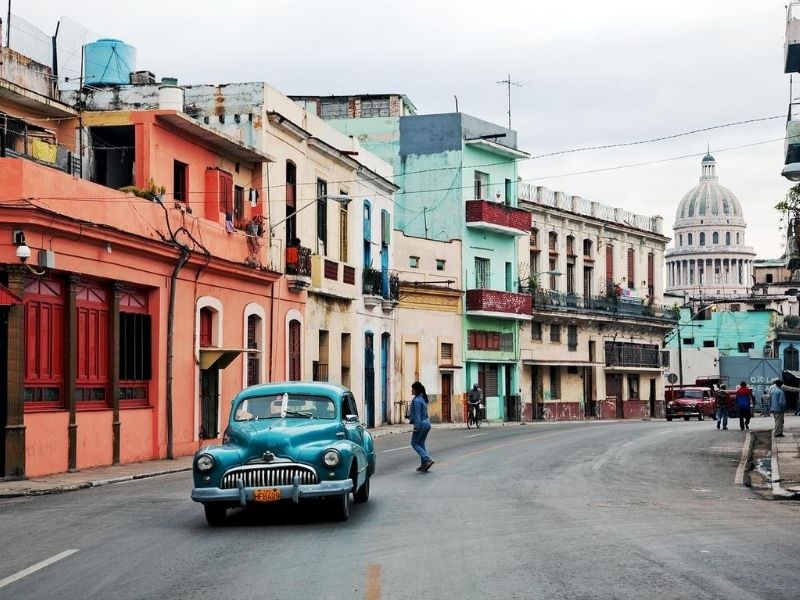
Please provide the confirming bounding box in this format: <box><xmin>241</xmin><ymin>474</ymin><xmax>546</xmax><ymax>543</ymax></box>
<box><xmin>771</xmin><ymin>430</ymin><xmax>800</xmax><ymax>500</ymax></box>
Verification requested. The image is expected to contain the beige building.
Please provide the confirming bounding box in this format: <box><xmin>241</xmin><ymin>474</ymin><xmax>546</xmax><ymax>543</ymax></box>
<box><xmin>393</xmin><ymin>233</ymin><xmax>464</xmax><ymax>423</ymax></box>
<box><xmin>517</xmin><ymin>184</ymin><xmax>677</xmax><ymax>420</ymax></box>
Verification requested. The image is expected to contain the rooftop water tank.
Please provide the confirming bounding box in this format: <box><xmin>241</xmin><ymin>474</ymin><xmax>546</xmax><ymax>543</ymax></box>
<box><xmin>83</xmin><ymin>39</ymin><xmax>137</xmax><ymax>86</ymax></box>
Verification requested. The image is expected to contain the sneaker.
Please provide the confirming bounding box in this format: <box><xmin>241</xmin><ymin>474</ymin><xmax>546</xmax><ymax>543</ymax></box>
<box><xmin>416</xmin><ymin>465</ymin><xmax>425</xmax><ymax>472</ymax></box>
<box><xmin>776</xmin><ymin>433</ymin><xmax>786</xmax><ymax>437</ymax></box>
<box><xmin>421</xmin><ymin>459</ymin><xmax>434</xmax><ymax>472</ymax></box>
<box><xmin>717</xmin><ymin>422</ymin><xmax>721</xmax><ymax>430</ymax></box>
<box><xmin>723</xmin><ymin>427</ymin><xmax>728</xmax><ymax>430</ymax></box>
<box><xmin>746</xmin><ymin>424</ymin><xmax>749</xmax><ymax>430</ymax></box>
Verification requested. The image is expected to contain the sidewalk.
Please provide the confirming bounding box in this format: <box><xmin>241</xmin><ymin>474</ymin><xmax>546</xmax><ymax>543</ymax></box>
<box><xmin>2</xmin><ymin>419</ymin><xmax>798</xmax><ymax>499</ymax></box>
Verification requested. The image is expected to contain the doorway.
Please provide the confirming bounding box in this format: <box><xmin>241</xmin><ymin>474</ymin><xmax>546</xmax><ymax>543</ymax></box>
<box><xmin>380</xmin><ymin>333</ymin><xmax>390</xmax><ymax>424</ymax></box>
<box><xmin>606</xmin><ymin>373</ymin><xmax>623</xmax><ymax>418</ymax></box>
<box><xmin>364</xmin><ymin>333</ymin><xmax>375</xmax><ymax>428</ymax></box>
<box><xmin>441</xmin><ymin>373</ymin><xmax>452</xmax><ymax>422</ymax></box>
<box><xmin>0</xmin><ymin>307</ymin><xmax>7</xmax><ymax>477</ymax></box>
<box><xmin>200</xmin><ymin>368</ymin><xmax>219</xmax><ymax>439</ymax></box>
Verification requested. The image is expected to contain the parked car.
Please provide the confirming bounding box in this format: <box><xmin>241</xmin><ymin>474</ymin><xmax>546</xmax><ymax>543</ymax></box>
<box><xmin>191</xmin><ymin>382</ymin><xmax>376</xmax><ymax>526</ymax></box>
<box><xmin>665</xmin><ymin>387</ymin><xmax>715</xmax><ymax>421</ymax></box>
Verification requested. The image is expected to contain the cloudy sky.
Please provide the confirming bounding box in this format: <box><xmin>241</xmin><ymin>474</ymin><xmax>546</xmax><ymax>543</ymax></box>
<box><xmin>8</xmin><ymin>0</ymin><xmax>793</xmax><ymax>258</ymax></box>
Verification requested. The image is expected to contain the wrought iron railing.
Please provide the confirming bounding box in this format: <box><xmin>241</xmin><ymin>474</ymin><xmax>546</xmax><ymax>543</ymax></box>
<box><xmin>362</xmin><ymin>268</ymin><xmax>400</xmax><ymax>300</ymax></box>
<box><xmin>519</xmin><ymin>287</ymin><xmax>678</xmax><ymax>322</ymax></box>
<box><xmin>286</xmin><ymin>245</ymin><xmax>312</xmax><ymax>276</ymax></box>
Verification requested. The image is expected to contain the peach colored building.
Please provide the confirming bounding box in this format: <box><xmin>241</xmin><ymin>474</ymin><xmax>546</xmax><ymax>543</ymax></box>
<box><xmin>0</xmin><ymin>51</ymin><xmax>301</xmax><ymax>478</ymax></box>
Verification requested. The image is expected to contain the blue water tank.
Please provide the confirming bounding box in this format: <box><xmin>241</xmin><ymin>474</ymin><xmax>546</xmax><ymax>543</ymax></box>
<box><xmin>83</xmin><ymin>39</ymin><xmax>137</xmax><ymax>86</ymax></box>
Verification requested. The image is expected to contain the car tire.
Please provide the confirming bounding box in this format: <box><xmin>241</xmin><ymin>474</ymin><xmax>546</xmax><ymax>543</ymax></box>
<box><xmin>204</xmin><ymin>504</ymin><xmax>227</xmax><ymax>527</ymax></box>
<box><xmin>354</xmin><ymin>475</ymin><xmax>370</xmax><ymax>504</ymax></box>
<box><xmin>666</xmin><ymin>415</ymin><xmax>673</xmax><ymax>421</ymax></box>
<box><xmin>683</xmin><ymin>415</ymin><xmax>690</xmax><ymax>421</ymax></box>
<box><xmin>698</xmin><ymin>412</ymin><xmax>704</xmax><ymax>421</ymax></box>
<box><xmin>329</xmin><ymin>492</ymin><xmax>350</xmax><ymax>522</ymax></box>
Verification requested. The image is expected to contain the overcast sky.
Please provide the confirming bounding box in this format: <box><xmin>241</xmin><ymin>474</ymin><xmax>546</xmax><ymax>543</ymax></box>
<box><xmin>8</xmin><ymin>0</ymin><xmax>793</xmax><ymax>259</ymax></box>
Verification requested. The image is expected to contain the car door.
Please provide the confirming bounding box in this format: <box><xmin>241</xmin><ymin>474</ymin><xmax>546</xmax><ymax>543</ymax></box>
<box><xmin>342</xmin><ymin>393</ymin><xmax>366</xmax><ymax>464</ymax></box>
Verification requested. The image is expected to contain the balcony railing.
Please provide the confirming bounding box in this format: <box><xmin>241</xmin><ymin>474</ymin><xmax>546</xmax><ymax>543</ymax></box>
<box><xmin>604</xmin><ymin>343</ymin><xmax>662</xmax><ymax>369</ymax></box>
<box><xmin>465</xmin><ymin>200</ymin><xmax>531</xmax><ymax>235</ymax></box>
<box><xmin>1</xmin><ymin>112</ymin><xmax>81</xmax><ymax>176</ymax></box>
<box><xmin>521</xmin><ymin>287</ymin><xmax>678</xmax><ymax>322</ymax></box>
<box><xmin>362</xmin><ymin>268</ymin><xmax>400</xmax><ymax>301</ymax></box>
<box><xmin>465</xmin><ymin>288</ymin><xmax>532</xmax><ymax>316</ymax></box>
<box><xmin>286</xmin><ymin>245</ymin><xmax>312</xmax><ymax>277</ymax></box>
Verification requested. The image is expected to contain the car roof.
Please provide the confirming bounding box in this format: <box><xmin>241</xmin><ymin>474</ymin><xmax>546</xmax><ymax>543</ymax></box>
<box><xmin>235</xmin><ymin>381</ymin><xmax>348</xmax><ymax>402</ymax></box>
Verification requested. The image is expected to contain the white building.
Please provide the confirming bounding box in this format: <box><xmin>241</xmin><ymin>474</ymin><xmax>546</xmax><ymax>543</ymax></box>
<box><xmin>665</xmin><ymin>154</ymin><xmax>756</xmax><ymax>297</ymax></box>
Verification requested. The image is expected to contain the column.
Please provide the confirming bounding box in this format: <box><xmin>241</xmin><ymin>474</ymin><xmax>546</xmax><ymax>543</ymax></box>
<box><xmin>5</xmin><ymin>266</ymin><xmax>26</xmax><ymax>479</ymax></box>
<box><xmin>111</xmin><ymin>281</ymin><xmax>121</xmax><ymax>465</ymax></box>
<box><xmin>67</xmin><ymin>274</ymin><xmax>79</xmax><ymax>472</ymax></box>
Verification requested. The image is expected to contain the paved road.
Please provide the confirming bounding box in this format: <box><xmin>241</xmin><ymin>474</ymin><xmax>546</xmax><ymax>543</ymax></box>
<box><xmin>0</xmin><ymin>420</ymin><xmax>798</xmax><ymax>599</ymax></box>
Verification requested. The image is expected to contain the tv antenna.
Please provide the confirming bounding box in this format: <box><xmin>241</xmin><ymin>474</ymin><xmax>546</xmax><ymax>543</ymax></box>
<box><xmin>497</xmin><ymin>74</ymin><xmax>523</xmax><ymax>129</ymax></box>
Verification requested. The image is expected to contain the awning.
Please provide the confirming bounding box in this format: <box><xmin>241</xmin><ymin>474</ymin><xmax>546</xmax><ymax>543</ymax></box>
<box><xmin>522</xmin><ymin>359</ymin><xmax>600</xmax><ymax>367</ymax></box>
<box><xmin>199</xmin><ymin>348</ymin><xmax>255</xmax><ymax>370</ymax></box>
<box><xmin>783</xmin><ymin>370</ymin><xmax>800</xmax><ymax>381</ymax></box>
<box><xmin>0</xmin><ymin>284</ymin><xmax>22</xmax><ymax>306</ymax></box>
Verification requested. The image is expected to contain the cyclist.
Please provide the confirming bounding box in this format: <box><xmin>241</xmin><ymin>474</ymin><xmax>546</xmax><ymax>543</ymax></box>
<box><xmin>467</xmin><ymin>383</ymin><xmax>482</xmax><ymax>426</ymax></box>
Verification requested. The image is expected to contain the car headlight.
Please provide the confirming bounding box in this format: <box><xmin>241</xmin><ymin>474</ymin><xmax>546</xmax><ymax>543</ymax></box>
<box><xmin>323</xmin><ymin>449</ymin><xmax>341</xmax><ymax>467</ymax></box>
<box><xmin>195</xmin><ymin>454</ymin><xmax>214</xmax><ymax>472</ymax></box>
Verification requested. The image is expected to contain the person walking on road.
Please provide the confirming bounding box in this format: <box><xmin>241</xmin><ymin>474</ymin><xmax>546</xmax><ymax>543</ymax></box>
<box><xmin>769</xmin><ymin>379</ymin><xmax>786</xmax><ymax>438</ymax></box>
<box><xmin>409</xmin><ymin>381</ymin><xmax>434</xmax><ymax>472</ymax></box>
<box><xmin>735</xmin><ymin>381</ymin><xmax>753</xmax><ymax>430</ymax></box>
<box><xmin>715</xmin><ymin>384</ymin><xmax>731</xmax><ymax>430</ymax></box>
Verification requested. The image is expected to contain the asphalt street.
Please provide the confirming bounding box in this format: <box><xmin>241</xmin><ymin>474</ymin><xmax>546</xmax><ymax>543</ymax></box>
<box><xmin>0</xmin><ymin>420</ymin><xmax>798</xmax><ymax>600</ymax></box>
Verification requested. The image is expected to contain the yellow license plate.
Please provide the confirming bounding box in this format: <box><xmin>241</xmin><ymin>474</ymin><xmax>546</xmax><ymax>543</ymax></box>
<box><xmin>254</xmin><ymin>488</ymin><xmax>281</xmax><ymax>503</ymax></box>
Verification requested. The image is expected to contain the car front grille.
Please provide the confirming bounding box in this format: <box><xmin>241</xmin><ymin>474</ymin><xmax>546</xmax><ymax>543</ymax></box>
<box><xmin>220</xmin><ymin>464</ymin><xmax>319</xmax><ymax>489</ymax></box>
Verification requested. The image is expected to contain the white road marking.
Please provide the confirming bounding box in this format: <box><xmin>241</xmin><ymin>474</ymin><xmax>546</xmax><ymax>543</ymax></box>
<box><xmin>381</xmin><ymin>446</ymin><xmax>411</xmax><ymax>453</ymax></box>
<box><xmin>0</xmin><ymin>549</ymin><xmax>79</xmax><ymax>590</ymax></box>
<box><xmin>735</xmin><ymin>431</ymin><xmax>751</xmax><ymax>485</ymax></box>
<box><xmin>658</xmin><ymin>430</ymin><xmax>675</xmax><ymax>435</ymax></box>
<box><xmin>465</xmin><ymin>433</ymin><xmax>489</xmax><ymax>438</ymax></box>
<box><xmin>622</xmin><ymin>441</ymin><xmax>634</xmax><ymax>447</ymax></box>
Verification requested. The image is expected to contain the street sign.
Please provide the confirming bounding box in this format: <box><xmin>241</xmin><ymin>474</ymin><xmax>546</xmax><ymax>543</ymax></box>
<box><xmin>667</xmin><ymin>373</ymin><xmax>678</xmax><ymax>384</ymax></box>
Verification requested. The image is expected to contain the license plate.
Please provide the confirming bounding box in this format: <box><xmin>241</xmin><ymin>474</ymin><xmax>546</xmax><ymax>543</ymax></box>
<box><xmin>254</xmin><ymin>488</ymin><xmax>281</xmax><ymax>503</ymax></box>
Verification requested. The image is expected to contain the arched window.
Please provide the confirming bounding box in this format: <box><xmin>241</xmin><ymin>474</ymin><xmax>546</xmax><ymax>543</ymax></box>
<box><xmin>785</xmin><ymin>345</ymin><xmax>799</xmax><ymax>371</ymax></box>
<box><xmin>725</xmin><ymin>232</ymin><xmax>731</xmax><ymax>245</ymax></box>
<box><xmin>687</xmin><ymin>233</ymin><xmax>693</xmax><ymax>246</ymax></box>
<box><xmin>699</xmin><ymin>232</ymin><xmax>706</xmax><ymax>246</ymax></box>
<box><xmin>288</xmin><ymin>319</ymin><xmax>301</xmax><ymax>381</ymax></box>
<box><xmin>712</xmin><ymin>231</ymin><xmax>719</xmax><ymax>244</ymax></box>
<box><xmin>246</xmin><ymin>314</ymin><xmax>262</xmax><ymax>387</ymax></box>
<box><xmin>679</xmin><ymin>234</ymin><xmax>683</xmax><ymax>247</ymax></box>
<box><xmin>548</xmin><ymin>231</ymin><xmax>558</xmax><ymax>252</ymax></box>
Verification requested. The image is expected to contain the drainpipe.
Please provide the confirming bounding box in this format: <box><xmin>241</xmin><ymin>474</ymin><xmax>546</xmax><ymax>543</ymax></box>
<box><xmin>166</xmin><ymin>245</ymin><xmax>190</xmax><ymax>459</ymax></box>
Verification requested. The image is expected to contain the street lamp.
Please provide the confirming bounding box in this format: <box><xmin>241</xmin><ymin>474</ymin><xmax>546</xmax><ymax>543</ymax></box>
<box><xmin>268</xmin><ymin>193</ymin><xmax>352</xmax><ymax>236</ymax></box>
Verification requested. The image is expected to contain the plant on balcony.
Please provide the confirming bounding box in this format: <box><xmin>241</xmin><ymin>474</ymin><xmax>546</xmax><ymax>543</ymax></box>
<box><xmin>362</xmin><ymin>267</ymin><xmax>383</xmax><ymax>296</ymax></box>
<box><xmin>519</xmin><ymin>272</ymin><xmax>541</xmax><ymax>293</ymax></box>
<box><xmin>119</xmin><ymin>177</ymin><xmax>166</xmax><ymax>201</ymax></box>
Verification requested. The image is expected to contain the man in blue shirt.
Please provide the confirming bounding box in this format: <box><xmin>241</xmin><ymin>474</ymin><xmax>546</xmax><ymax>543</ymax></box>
<box><xmin>769</xmin><ymin>379</ymin><xmax>786</xmax><ymax>438</ymax></box>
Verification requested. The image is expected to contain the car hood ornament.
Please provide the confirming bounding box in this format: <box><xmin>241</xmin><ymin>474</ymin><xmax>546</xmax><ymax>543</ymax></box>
<box><xmin>262</xmin><ymin>451</ymin><xmax>274</xmax><ymax>462</ymax></box>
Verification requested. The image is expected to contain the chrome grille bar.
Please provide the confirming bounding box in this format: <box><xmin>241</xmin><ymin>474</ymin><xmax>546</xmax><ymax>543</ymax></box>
<box><xmin>220</xmin><ymin>464</ymin><xmax>319</xmax><ymax>489</ymax></box>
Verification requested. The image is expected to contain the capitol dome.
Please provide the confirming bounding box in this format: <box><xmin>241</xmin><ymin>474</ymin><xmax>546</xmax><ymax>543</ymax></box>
<box><xmin>674</xmin><ymin>154</ymin><xmax>745</xmax><ymax>226</ymax></box>
<box><xmin>665</xmin><ymin>154</ymin><xmax>755</xmax><ymax>297</ymax></box>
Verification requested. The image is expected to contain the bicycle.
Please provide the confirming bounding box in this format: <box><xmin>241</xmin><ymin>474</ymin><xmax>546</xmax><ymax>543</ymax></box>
<box><xmin>466</xmin><ymin>403</ymin><xmax>482</xmax><ymax>429</ymax></box>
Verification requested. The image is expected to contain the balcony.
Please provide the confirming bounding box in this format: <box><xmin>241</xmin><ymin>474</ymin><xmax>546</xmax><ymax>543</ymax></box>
<box><xmin>523</xmin><ymin>288</ymin><xmax>679</xmax><ymax>323</ymax></box>
<box><xmin>783</xmin><ymin>105</ymin><xmax>800</xmax><ymax>181</ymax></box>
<box><xmin>465</xmin><ymin>200</ymin><xmax>531</xmax><ymax>236</ymax></box>
<box><xmin>285</xmin><ymin>245</ymin><xmax>312</xmax><ymax>292</ymax></box>
<box><xmin>1</xmin><ymin>112</ymin><xmax>81</xmax><ymax>176</ymax></box>
<box><xmin>362</xmin><ymin>268</ymin><xmax>400</xmax><ymax>311</ymax></box>
<box><xmin>604</xmin><ymin>342</ymin><xmax>662</xmax><ymax>369</ymax></box>
<box><xmin>310</xmin><ymin>255</ymin><xmax>357</xmax><ymax>300</ymax></box>
<box><xmin>465</xmin><ymin>288</ymin><xmax>532</xmax><ymax>320</ymax></box>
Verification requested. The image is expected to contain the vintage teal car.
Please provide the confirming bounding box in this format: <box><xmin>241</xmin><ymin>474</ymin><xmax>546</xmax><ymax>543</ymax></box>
<box><xmin>191</xmin><ymin>382</ymin><xmax>375</xmax><ymax>526</ymax></box>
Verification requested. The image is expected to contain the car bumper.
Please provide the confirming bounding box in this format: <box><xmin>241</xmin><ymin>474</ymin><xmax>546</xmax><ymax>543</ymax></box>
<box><xmin>191</xmin><ymin>478</ymin><xmax>353</xmax><ymax>506</ymax></box>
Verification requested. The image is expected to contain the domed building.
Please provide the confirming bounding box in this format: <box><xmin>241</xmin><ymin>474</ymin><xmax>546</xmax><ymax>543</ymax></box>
<box><xmin>665</xmin><ymin>154</ymin><xmax>755</xmax><ymax>296</ymax></box>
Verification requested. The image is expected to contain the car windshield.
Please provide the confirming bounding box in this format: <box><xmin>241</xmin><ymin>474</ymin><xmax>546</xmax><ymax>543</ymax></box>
<box><xmin>681</xmin><ymin>390</ymin><xmax>704</xmax><ymax>399</ymax></box>
<box><xmin>233</xmin><ymin>394</ymin><xmax>337</xmax><ymax>421</ymax></box>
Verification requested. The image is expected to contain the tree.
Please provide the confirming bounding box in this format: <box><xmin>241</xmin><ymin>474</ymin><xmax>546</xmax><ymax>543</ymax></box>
<box><xmin>775</xmin><ymin>184</ymin><xmax>800</xmax><ymax>273</ymax></box>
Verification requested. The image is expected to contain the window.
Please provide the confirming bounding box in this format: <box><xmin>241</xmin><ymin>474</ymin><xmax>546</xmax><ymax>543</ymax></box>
<box><xmin>246</xmin><ymin>314</ymin><xmax>261</xmax><ymax>387</ymax></box>
<box><xmin>549</xmin><ymin>258</ymin><xmax>558</xmax><ymax>290</ymax></box>
<box><xmin>766</xmin><ymin>274</ymin><xmax>774</xmax><ymax>284</ymax></box>
<box><xmin>119</xmin><ymin>289</ymin><xmax>150</xmax><ymax>405</ymax></box>
<box><xmin>440</xmin><ymin>342</ymin><xmax>453</xmax><ymax>363</ymax></box>
<box><xmin>341</xmin><ymin>333</ymin><xmax>351</xmax><ymax>388</ymax></box>
<box><xmin>234</xmin><ymin>185</ymin><xmax>244</xmax><ymax>221</ymax></box>
<box><xmin>76</xmin><ymin>282</ymin><xmax>109</xmax><ymax>405</ymax></box>
<box><xmin>320</xmin><ymin>99</ymin><xmax>349</xmax><ymax>119</ymax></box>
<box><xmin>702</xmin><ymin>340</ymin><xmax>715</xmax><ymax>348</ymax></box>
<box><xmin>605</xmin><ymin>245</ymin><xmax>614</xmax><ymax>284</ymax></box>
<box><xmin>360</xmin><ymin>98</ymin><xmax>390</xmax><ymax>118</ymax></box>
<box><xmin>468</xmin><ymin>330</ymin><xmax>501</xmax><ymax>351</ymax></box>
<box><xmin>567</xmin><ymin>325</ymin><xmax>578</xmax><ymax>352</ymax></box>
<box><xmin>217</xmin><ymin>170</ymin><xmax>233</xmax><ymax>216</ymax></box>
<box><xmin>683</xmin><ymin>337</ymin><xmax>695</xmax><ymax>345</ymax></box>
<box><xmin>550</xmin><ymin>323</ymin><xmax>561</xmax><ymax>343</ymax></box>
<box><xmin>24</xmin><ymin>279</ymin><xmax>64</xmax><ymax>408</ymax></box>
<box><xmin>531</xmin><ymin>228</ymin><xmax>539</xmax><ymax>248</ymax></box>
<box><xmin>363</xmin><ymin>200</ymin><xmax>372</xmax><ymax>267</ymax></box>
<box><xmin>679</xmin><ymin>234</ymin><xmax>683</xmax><ymax>247</ymax></box>
<box><xmin>647</xmin><ymin>253</ymin><xmax>654</xmax><ymax>296</ymax></box>
<box><xmin>505</xmin><ymin>262</ymin><xmax>512</xmax><ymax>292</ymax></box>
<box><xmin>548</xmin><ymin>231</ymin><xmax>558</xmax><ymax>252</ymax></box>
<box><xmin>730</xmin><ymin>304</ymin><xmax>741</xmax><ymax>312</ymax></box>
<box><xmin>500</xmin><ymin>333</ymin><xmax>514</xmax><ymax>353</ymax></box>
<box><xmin>505</xmin><ymin>178</ymin><xmax>512</xmax><ymax>205</ymax></box>
<box><xmin>288</xmin><ymin>319</ymin><xmax>301</xmax><ymax>381</ymax></box>
<box><xmin>699</xmin><ymin>232</ymin><xmax>706</xmax><ymax>246</ymax></box>
<box><xmin>566</xmin><ymin>236</ymin><xmax>575</xmax><ymax>256</ymax></box>
<box><xmin>583</xmin><ymin>239</ymin><xmax>592</xmax><ymax>257</ymax></box>
<box><xmin>737</xmin><ymin>341</ymin><xmax>754</xmax><ymax>353</ymax></box>
<box><xmin>436</xmin><ymin>259</ymin><xmax>445</xmax><ymax>271</ymax></box>
<box><xmin>474</xmin><ymin>171</ymin><xmax>489</xmax><ymax>199</ymax></box>
<box><xmin>173</xmin><ymin>160</ymin><xmax>187</xmax><ymax>202</ymax></box>
<box><xmin>475</xmin><ymin>257</ymin><xmax>490</xmax><ymax>289</ymax></box>
<box><xmin>627</xmin><ymin>375</ymin><xmax>640</xmax><ymax>400</ymax></box>
<box><xmin>478</xmin><ymin>363</ymin><xmax>499</xmax><ymax>396</ymax></box>
<box><xmin>531</xmin><ymin>322</ymin><xmax>542</xmax><ymax>341</ymax></box>
<box><xmin>409</xmin><ymin>256</ymin><xmax>420</xmax><ymax>268</ymax></box>
<box><xmin>339</xmin><ymin>200</ymin><xmax>348</xmax><ymax>263</ymax></box>
<box><xmin>736</xmin><ymin>232</ymin><xmax>740</xmax><ymax>244</ymax></box>
<box><xmin>566</xmin><ymin>263</ymin><xmax>575</xmax><ymax>294</ymax></box>
<box><xmin>784</xmin><ymin>345</ymin><xmax>799</xmax><ymax>371</ymax></box>
<box><xmin>687</xmin><ymin>233</ymin><xmax>693</xmax><ymax>246</ymax></box>
<box><xmin>530</xmin><ymin>250</ymin><xmax>540</xmax><ymax>275</ymax></box>
<box><xmin>725</xmin><ymin>232</ymin><xmax>731</xmax><ymax>245</ymax></box>
<box><xmin>627</xmin><ymin>248</ymin><xmax>635</xmax><ymax>289</ymax></box>
<box><xmin>316</xmin><ymin>178</ymin><xmax>328</xmax><ymax>255</ymax></box>
<box><xmin>712</xmin><ymin>231</ymin><xmax>719</xmax><ymax>245</ymax></box>
<box><xmin>285</xmin><ymin>161</ymin><xmax>297</xmax><ymax>243</ymax></box>
<box><xmin>549</xmin><ymin>366</ymin><xmax>560</xmax><ymax>399</ymax></box>
<box><xmin>314</xmin><ymin>330</ymin><xmax>329</xmax><ymax>381</ymax></box>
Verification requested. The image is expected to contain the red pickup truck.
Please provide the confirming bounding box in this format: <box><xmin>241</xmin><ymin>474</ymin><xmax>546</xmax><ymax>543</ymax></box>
<box><xmin>665</xmin><ymin>386</ymin><xmax>716</xmax><ymax>421</ymax></box>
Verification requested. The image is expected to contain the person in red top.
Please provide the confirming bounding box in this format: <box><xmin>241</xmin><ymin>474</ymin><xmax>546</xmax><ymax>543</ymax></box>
<box><xmin>735</xmin><ymin>381</ymin><xmax>754</xmax><ymax>430</ymax></box>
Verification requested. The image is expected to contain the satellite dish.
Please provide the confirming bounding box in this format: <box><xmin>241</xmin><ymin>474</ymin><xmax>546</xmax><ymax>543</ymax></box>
<box><xmin>667</xmin><ymin>373</ymin><xmax>678</xmax><ymax>384</ymax></box>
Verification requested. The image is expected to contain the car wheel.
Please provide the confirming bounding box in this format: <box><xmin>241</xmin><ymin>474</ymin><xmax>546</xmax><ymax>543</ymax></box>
<box><xmin>354</xmin><ymin>475</ymin><xmax>370</xmax><ymax>504</ymax></box>
<box><xmin>666</xmin><ymin>415</ymin><xmax>673</xmax><ymax>421</ymax></box>
<box><xmin>329</xmin><ymin>492</ymin><xmax>350</xmax><ymax>522</ymax></box>
<box><xmin>204</xmin><ymin>504</ymin><xmax>227</xmax><ymax>527</ymax></box>
<box><xmin>698</xmin><ymin>411</ymin><xmax>704</xmax><ymax>421</ymax></box>
<box><xmin>683</xmin><ymin>415</ymin><xmax>690</xmax><ymax>421</ymax></box>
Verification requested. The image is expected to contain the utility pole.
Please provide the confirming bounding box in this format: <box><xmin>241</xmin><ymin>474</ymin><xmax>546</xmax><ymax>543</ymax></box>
<box><xmin>6</xmin><ymin>0</ymin><xmax>10</xmax><ymax>47</ymax></box>
<box><xmin>497</xmin><ymin>74</ymin><xmax>522</xmax><ymax>129</ymax></box>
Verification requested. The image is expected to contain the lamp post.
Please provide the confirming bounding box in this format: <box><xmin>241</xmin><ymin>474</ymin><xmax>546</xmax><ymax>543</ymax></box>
<box><xmin>269</xmin><ymin>194</ymin><xmax>351</xmax><ymax>239</ymax></box>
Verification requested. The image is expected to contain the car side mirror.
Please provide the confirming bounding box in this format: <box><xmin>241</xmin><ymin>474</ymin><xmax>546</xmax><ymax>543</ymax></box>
<box><xmin>344</xmin><ymin>414</ymin><xmax>360</xmax><ymax>424</ymax></box>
